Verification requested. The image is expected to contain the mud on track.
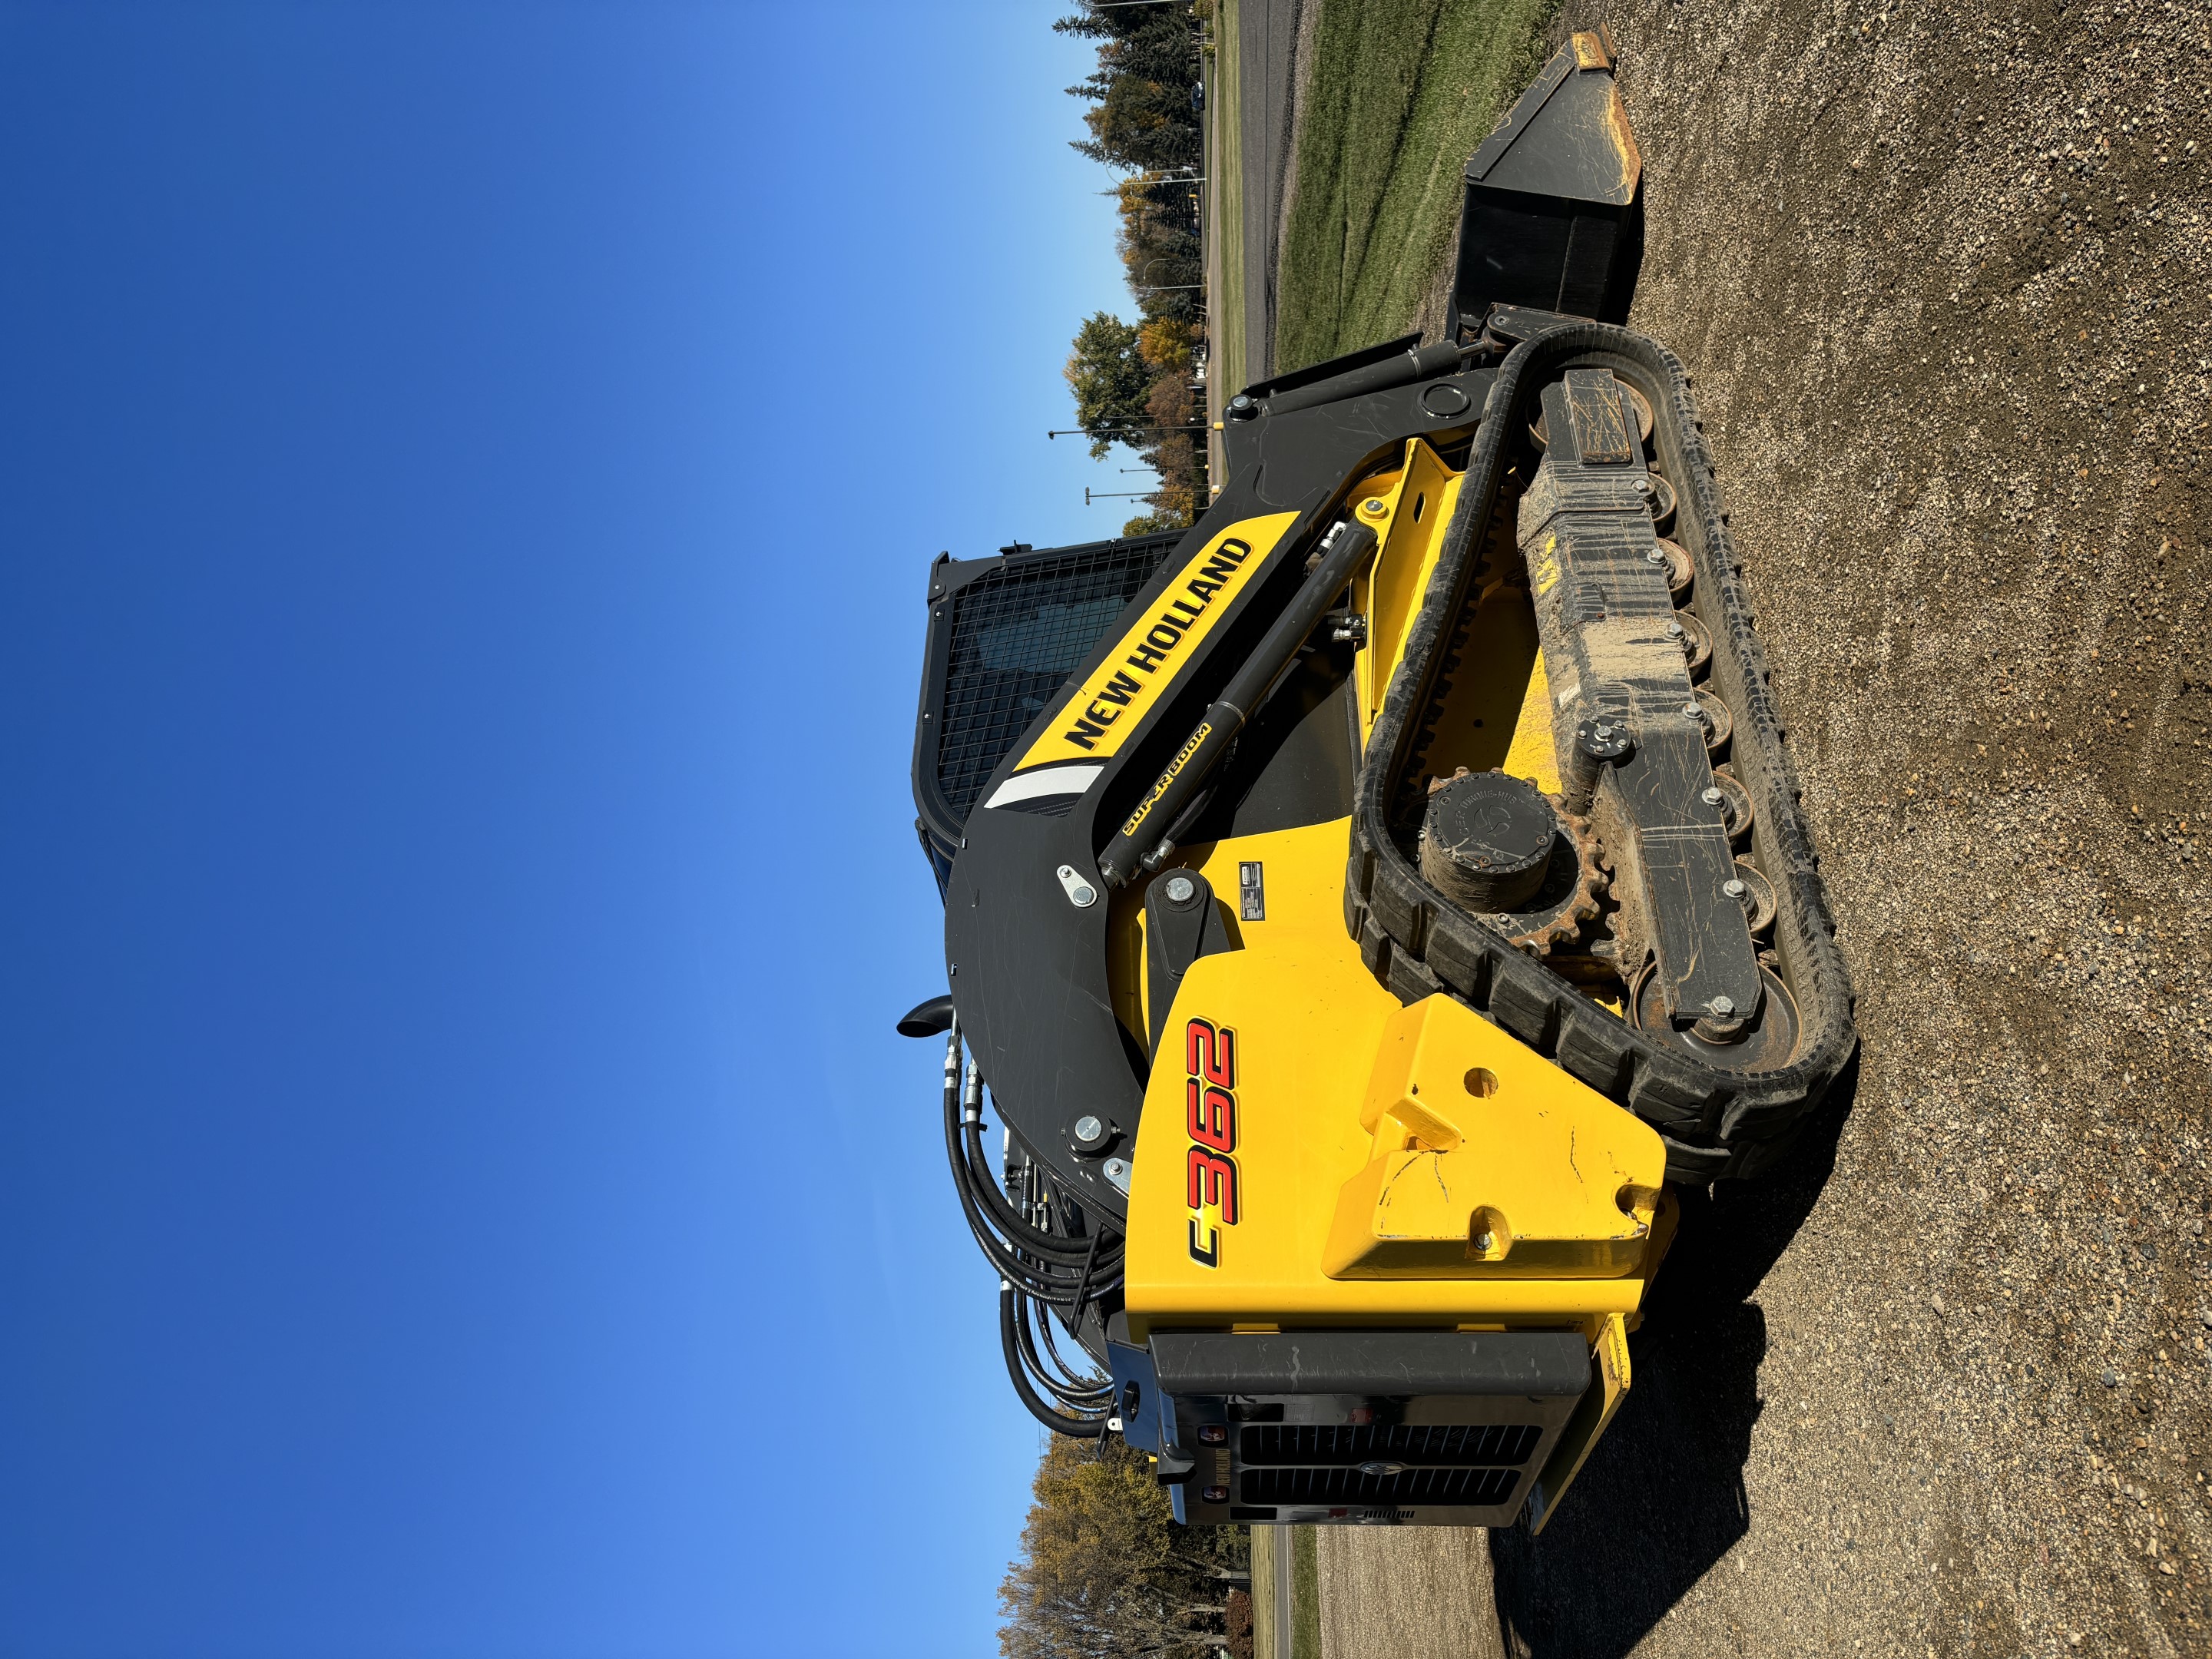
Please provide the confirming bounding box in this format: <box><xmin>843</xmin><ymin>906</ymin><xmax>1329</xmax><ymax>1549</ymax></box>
<box><xmin>1470</xmin><ymin>2</ymin><xmax>2212</xmax><ymax>1654</ymax></box>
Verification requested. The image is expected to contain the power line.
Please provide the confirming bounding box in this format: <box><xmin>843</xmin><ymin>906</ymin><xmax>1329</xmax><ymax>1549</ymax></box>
<box><xmin>1047</xmin><ymin>426</ymin><xmax>1204</xmax><ymax>439</ymax></box>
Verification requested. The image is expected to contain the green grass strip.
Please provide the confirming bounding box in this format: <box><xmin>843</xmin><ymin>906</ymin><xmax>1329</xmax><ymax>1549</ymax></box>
<box><xmin>1211</xmin><ymin>0</ymin><xmax>1247</xmax><ymax>399</ymax></box>
<box><xmin>1249</xmin><ymin>1522</ymin><xmax>1277</xmax><ymax>1657</ymax></box>
<box><xmin>1274</xmin><ymin>0</ymin><xmax>1557</xmax><ymax>373</ymax></box>
<box><xmin>1290</xmin><ymin>1526</ymin><xmax>1321</xmax><ymax>1659</ymax></box>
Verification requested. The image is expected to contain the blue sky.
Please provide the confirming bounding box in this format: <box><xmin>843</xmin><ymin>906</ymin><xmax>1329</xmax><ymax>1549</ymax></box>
<box><xmin>0</xmin><ymin>5</ymin><xmax>1141</xmax><ymax>1654</ymax></box>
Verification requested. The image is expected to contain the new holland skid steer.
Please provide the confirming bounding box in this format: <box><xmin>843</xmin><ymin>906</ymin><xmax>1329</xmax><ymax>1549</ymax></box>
<box><xmin>902</xmin><ymin>33</ymin><xmax>1854</xmax><ymax>1532</ymax></box>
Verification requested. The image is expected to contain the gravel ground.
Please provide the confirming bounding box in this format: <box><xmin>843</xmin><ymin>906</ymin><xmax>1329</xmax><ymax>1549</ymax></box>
<box><xmin>1310</xmin><ymin>2</ymin><xmax>2212</xmax><ymax>1654</ymax></box>
<box><xmin>1479</xmin><ymin>2</ymin><xmax>2212</xmax><ymax>1654</ymax></box>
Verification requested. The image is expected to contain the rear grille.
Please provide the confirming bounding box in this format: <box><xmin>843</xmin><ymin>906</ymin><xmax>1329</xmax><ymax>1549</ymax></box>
<box><xmin>1240</xmin><ymin>1465</ymin><xmax>1522</xmax><ymax>1508</ymax></box>
<box><xmin>1240</xmin><ymin>1422</ymin><xmax>1541</xmax><ymax>1468</ymax></box>
<box><xmin>933</xmin><ymin>538</ymin><xmax>1180</xmax><ymax>823</ymax></box>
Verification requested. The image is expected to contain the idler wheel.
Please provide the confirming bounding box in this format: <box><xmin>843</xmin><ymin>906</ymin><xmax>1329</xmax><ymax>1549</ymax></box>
<box><xmin>1628</xmin><ymin>963</ymin><xmax>1801</xmax><ymax>1071</ymax></box>
<box><xmin>1530</xmin><ymin>382</ymin><xmax>1654</xmax><ymax>451</ymax></box>
<box><xmin>1624</xmin><ymin>383</ymin><xmax>1656</xmax><ymax>442</ymax></box>
<box><xmin>1420</xmin><ymin>770</ymin><xmax>1556</xmax><ymax>912</ymax></box>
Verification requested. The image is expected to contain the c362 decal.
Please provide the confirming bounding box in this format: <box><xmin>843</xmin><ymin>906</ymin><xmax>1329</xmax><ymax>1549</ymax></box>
<box><xmin>1184</xmin><ymin>1017</ymin><xmax>1239</xmax><ymax>1267</ymax></box>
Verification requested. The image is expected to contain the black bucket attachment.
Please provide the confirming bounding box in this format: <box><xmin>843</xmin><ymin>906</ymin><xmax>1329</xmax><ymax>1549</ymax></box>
<box><xmin>1453</xmin><ymin>29</ymin><xmax>1644</xmax><ymax>336</ymax></box>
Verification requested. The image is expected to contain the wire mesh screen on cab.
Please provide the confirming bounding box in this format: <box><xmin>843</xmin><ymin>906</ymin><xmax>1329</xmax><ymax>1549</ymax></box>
<box><xmin>933</xmin><ymin>538</ymin><xmax>1181</xmax><ymax>823</ymax></box>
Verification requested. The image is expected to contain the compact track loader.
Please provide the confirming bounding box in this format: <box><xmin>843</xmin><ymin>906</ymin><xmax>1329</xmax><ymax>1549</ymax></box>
<box><xmin>902</xmin><ymin>33</ymin><xmax>1854</xmax><ymax>1532</ymax></box>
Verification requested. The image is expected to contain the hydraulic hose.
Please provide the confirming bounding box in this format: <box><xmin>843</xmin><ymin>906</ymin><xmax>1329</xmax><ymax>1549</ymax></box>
<box><xmin>1013</xmin><ymin>1290</ymin><xmax>1113</xmax><ymax>1406</ymax></box>
<box><xmin>962</xmin><ymin>1116</ymin><xmax>1098</xmax><ymax>1263</ymax></box>
<box><xmin>949</xmin><ymin>1038</ymin><xmax>1122</xmax><ymax>1277</ymax></box>
<box><xmin>949</xmin><ymin>1045</ymin><xmax>1099</xmax><ymax>1265</ymax></box>
<box><xmin>932</xmin><ymin>995</ymin><xmax>1121</xmax><ymax>1435</ymax></box>
<box><xmin>1031</xmin><ymin>1297</ymin><xmax>1112</xmax><ymax>1400</ymax></box>
<box><xmin>1001</xmin><ymin>1283</ymin><xmax>1113</xmax><ymax>1436</ymax></box>
<box><xmin>941</xmin><ymin>1030</ymin><xmax>1121</xmax><ymax>1306</ymax></box>
<box><xmin>947</xmin><ymin>1097</ymin><xmax>1109</xmax><ymax>1279</ymax></box>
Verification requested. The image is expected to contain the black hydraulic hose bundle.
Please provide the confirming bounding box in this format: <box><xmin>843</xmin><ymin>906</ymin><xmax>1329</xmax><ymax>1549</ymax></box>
<box><xmin>958</xmin><ymin>1081</ymin><xmax>1108</xmax><ymax>1275</ymax></box>
<box><xmin>1010</xmin><ymin>1273</ymin><xmax>1114</xmax><ymax>1408</ymax></box>
<box><xmin>1027</xmin><ymin>1250</ymin><xmax>1110</xmax><ymax>1389</ymax></box>
<box><xmin>939</xmin><ymin>1026</ymin><xmax>1118</xmax><ymax>1297</ymax></box>
<box><xmin>939</xmin><ymin>1025</ymin><xmax>1116</xmax><ymax>1433</ymax></box>
<box><xmin>1000</xmin><ymin>1285</ymin><xmax>1113</xmax><ymax>1435</ymax></box>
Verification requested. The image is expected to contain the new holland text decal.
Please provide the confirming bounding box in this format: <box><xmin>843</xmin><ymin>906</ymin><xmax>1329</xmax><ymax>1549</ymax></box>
<box><xmin>1012</xmin><ymin>512</ymin><xmax>1300</xmax><ymax>773</ymax></box>
<box><xmin>1184</xmin><ymin>1017</ymin><xmax>1239</xmax><ymax>1267</ymax></box>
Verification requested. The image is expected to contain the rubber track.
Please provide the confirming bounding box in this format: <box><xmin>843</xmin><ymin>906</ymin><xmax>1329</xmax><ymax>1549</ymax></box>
<box><xmin>1343</xmin><ymin>324</ymin><xmax>1857</xmax><ymax>1183</ymax></box>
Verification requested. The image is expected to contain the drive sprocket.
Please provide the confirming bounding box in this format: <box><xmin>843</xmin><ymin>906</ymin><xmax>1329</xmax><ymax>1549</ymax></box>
<box><xmin>1419</xmin><ymin>769</ymin><xmax>1604</xmax><ymax>957</ymax></box>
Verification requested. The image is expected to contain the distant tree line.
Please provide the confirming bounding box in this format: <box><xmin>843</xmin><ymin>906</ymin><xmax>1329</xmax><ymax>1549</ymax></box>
<box><xmin>998</xmin><ymin>1434</ymin><xmax>1251</xmax><ymax>1659</ymax></box>
<box><xmin>1056</xmin><ymin>2</ymin><xmax>1210</xmax><ymax>536</ymax></box>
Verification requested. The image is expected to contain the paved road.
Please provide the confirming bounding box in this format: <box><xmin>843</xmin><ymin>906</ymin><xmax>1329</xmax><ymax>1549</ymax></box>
<box><xmin>1236</xmin><ymin>0</ymin><xmax>1301</xmax><ymax>386</ymax></box>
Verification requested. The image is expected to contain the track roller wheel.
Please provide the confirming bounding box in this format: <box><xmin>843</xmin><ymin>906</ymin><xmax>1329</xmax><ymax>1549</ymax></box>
<box><xmin>1628</xmin><ymin>962</ymin><xmax>1800</xmax><ymax>1071</ymax></box>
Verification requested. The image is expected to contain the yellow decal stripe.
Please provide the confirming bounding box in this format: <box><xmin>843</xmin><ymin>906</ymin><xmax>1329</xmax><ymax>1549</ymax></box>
<box><xmin>1014</xmin><ymin>512</ymin><xmax>1300</xmax><ymax>770</ymax></box>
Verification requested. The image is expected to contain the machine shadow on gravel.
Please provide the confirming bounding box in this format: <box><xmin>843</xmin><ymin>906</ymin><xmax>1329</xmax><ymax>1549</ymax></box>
<box><xmin>1487</xmin><ymin>1051</ymin><xmax>1859</xmax><ymax>1659</ymax></box>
